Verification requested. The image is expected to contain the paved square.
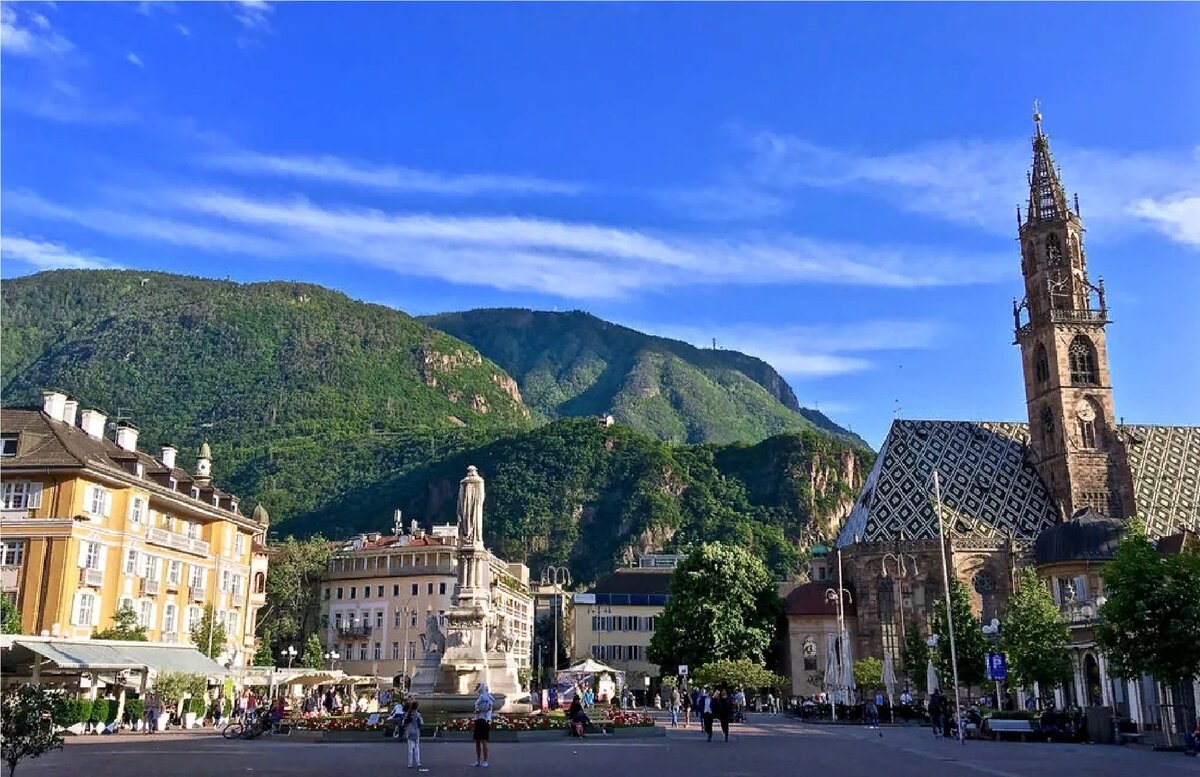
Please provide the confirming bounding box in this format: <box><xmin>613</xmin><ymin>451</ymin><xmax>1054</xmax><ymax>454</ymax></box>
<box><xmin>19</xmin><ymin>718</ymin><xmax>1199</xmax><ymax>777</ymax></box>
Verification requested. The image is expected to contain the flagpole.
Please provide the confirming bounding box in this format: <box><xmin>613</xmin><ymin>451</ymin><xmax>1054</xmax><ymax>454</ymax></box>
<box><xmin>933</xmin><ymin>470</ymin><xmax>964</xmax><ymax>745</ymax></box>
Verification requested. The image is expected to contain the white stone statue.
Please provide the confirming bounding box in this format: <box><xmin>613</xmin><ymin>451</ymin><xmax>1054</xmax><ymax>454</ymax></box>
<box><xmin>421</xmin><ymin>612</ymin><xmax>446</xmax><ymax>654</ymax></box>
<box><xmin>457</xmin><ymin>466</ymin><xmax>485</xmax><ymax>545</ymax></box>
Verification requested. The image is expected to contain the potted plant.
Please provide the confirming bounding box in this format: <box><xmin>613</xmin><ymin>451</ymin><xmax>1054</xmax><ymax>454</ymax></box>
<box><xmin>183</xmin><ymin>697</ymin><xmax>205</xmax><ymax>729</ymax></box>
<box><xmin>124</xmin><ymin>699</ymin><xmax>145</xmax><ymax>732</ymax></box>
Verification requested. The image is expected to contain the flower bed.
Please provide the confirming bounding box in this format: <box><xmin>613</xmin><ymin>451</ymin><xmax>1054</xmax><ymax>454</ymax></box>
<box><xmin>293</xmin><ymin>714</ymin><xmax>385</xmax><ymax>732</ymax></box>
<box><xmin>440</xmin><ymin>709</ymin><xmax>654</xmax><ymax>732</ymax></box>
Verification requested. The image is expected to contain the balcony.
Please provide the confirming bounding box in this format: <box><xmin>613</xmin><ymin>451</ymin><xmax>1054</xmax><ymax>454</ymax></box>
<box><xmin>146</xmin><ymin>526</ymin><xmax>210</xmax><ymax>557</ymax></box>
<box><xmin>79</xmin><ymin>567</ymin><xmax>103</xmax><ymax>588</ymax></box>
<box><xmin>141</xmin><ymin>577</ymin><xmax>161</xmax><ymax>597</ymax></box>
<box><xmin>1060</xmin><ymin>597</ymin><xmax>1104</xmax><ymax>625</ymax></box>
<box><xmin>0</xmin><ymin>566</ymin><xmax>18</xmax><ymax>591</ymax></box>
<box><xmin>1051</xmin><ymin>308</ymin><xmax>1108</xmax><ymax>325</ymax></box>
<box><xmin>0</xmin><ymin>508</ymin><xmax>31</xmax><ymax>522</ymax></box>
<box><xmin>337</xmin><ymin>624</ymin><xmax>372</xmax><ymax>638</ymax></box>
<box><xmin>188</xmin><ymin>585</ymin><xmax>205</xmax><ymax>602</ymax></box>
<box><xmin>162</xmin><ymin>631</ymin><xmax>179</xmax><ymax>644</ymax></box>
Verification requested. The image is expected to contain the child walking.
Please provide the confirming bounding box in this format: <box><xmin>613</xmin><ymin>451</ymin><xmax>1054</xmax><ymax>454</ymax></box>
<box><xmin>405</xmin><ymin>700</ymin><xmax>424</xmax><ymax>769</ymax></box>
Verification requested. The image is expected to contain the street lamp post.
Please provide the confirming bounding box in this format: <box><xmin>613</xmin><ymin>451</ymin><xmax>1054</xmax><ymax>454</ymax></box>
<box><xmin>324</xmin><ymin>650</ymin><xmax>340</xmax><ymax>670</ymax></box>
<box><xmin>881</xmin><ymin>549</ymin><xmax>919</xmax><ymax>685</ymax></box>
<box><xmin>395</xmin><ymin>596</ymin><xmax>419</xmax><ymax>684</ymax></box>
<box><xmin>825</xmin><ymin>548</ymin><xmax>853</xmax><ymax>722</ymax></box>
<box><xmin>282</xmin><ymin>645</ymin><xmax>298</xmax><ymax>669</ymax></box>
<box><xmin>982</xmin><ymin>619</ymin><xmax>1003</xmax><ymax>710</ymax></box>
<box><xmin>931</xmin><ymin>470</ymin><xmax>964</xmax><ymax>746</ymax></box>
<box><xmin>540</xmin><ymin>566</ymin><xmax>571</xmax><ymax>686</ymax></box>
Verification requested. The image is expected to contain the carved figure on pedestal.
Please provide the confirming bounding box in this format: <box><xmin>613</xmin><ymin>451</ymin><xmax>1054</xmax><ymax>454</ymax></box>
<box><xmin>421</xmin><ymin>612</ymin><xmax>446</xmax><ymax>654</ymax></box>
<box><xmin>458</xmin><ymin>466</ymin><xmax>485</xmax><ymax>545</ymax></box>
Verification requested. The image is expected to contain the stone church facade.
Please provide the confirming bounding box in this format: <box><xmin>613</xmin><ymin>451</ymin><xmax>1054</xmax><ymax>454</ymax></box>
<box><xmin>826</xmin><ymin>110</ymin><xmax>1200</xmax><ymax>729</ymax></box>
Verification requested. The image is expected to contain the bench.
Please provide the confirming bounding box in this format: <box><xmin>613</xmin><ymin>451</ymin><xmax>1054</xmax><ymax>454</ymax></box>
<box><xmin>985</xmin><ymin>719</ymin><xmax>1036</xmax><ymax>741</ymax></box>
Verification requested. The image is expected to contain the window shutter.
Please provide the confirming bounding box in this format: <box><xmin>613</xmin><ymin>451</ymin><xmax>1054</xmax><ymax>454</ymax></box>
<box><xmin>102</xmin><ymin>491</ymin><xmax>112</xmax><ymax>517</ymax></box>
<box><xmin>83</xmin><ymin>485</ymin><xmax>94</xmax><ymax>514</ymax></box>
<box><xmin>71</xmin><ymin>592</ymin><xmax>83</xmax><ymax>625</ymax></box>
<box><xmin>77</xmin><ymin>541</ymin><xmax>89</xmax><ymax>568</ymax></box>
<box><xmin>27</xmin><ymin>482</ymin><xmax>43</xmax><ymax>509</ymax></box>
<box><xmin>96</xmin><ymin>545</ymin><xmax>107</xmax><ymax>572</ymax></box>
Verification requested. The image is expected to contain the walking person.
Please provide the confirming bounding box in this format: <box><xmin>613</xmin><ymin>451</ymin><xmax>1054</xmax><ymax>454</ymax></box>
<box><xmin>681</xmin><ymin>687</ymin><xmax>692</xmax><ymax>728</ymax></box>
<box><xmin>405</xmin><ymin>701</ymin><xmax>424</xmax><ymax>768</ymax></box>
<box><xmin>715</xmin><ymin>690</ymin><xmax>733</xmax><ymax>742</ymax></box>
<box><xmin>472</xmin><ymin>683</ymin><xmax>494</xmax><ymax>768</ymax></box>
<box><xmin>669</xmin><ymin>686</ymin><xmax>681</xmax><ymax>727</ymax></box>
<box><xmin>928</xmin><ymin>689</ymin><xmax>944</xmax><ymax>739</ymax></box>
<box><xmin>700</xmin><ymin>689</ymin><xmax>715</xmax><ymax>742</ymax></box>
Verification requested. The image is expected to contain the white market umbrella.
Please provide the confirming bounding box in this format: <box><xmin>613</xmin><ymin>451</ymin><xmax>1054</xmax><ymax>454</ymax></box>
<box><xmin>882</xmin><ymin>652</ymin><xmax>897</xmax><ymax>706</ymax></box>
<box><xmin>823</xmin><ymin>634</ymin><xmax>840</xmax><ymax>699</ymax></box>
<box><xmin>839</xmin><ymin>630</ymin><xmax>855</xmax><ymax>705</ymax></box>
<box><xmin>926</xmin><ymin>659</ymin><xmax>939</xmax><ymax>698</ymax></box>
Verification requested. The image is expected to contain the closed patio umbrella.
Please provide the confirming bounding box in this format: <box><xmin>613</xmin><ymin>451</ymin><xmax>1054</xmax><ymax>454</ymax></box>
<box><xmin>926</xmin><ymin>659</ymin><xmax>939</xmax><ymax>698</ymax></box>
<box><xmin>823</xmin><ymin>634</ymin><xmax>840</xmax><ymax>719</ymax></box>
<box><xmin>839</xmin><ymin>630</ymin><xmax>856</xmax><ymax>706</ymax></box>
<box><xmin>882</xmin><ymin>652</ymin><xmax>898</xmax><ymax>722</ymax></box>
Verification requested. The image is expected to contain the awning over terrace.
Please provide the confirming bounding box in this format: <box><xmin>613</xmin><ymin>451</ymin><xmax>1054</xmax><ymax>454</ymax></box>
<box><xmin>1</xmin><ymin>635</ymin><xmax>229</xmax><ymax>678</ymax></box>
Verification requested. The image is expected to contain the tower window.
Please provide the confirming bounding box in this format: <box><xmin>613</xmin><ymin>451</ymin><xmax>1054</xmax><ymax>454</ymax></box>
<box><xmin>1079</xmin><ymin>418</ymin><xmax>1097</xmax><ymax>449</ymax></box>
<box><xmin>1034</xmin><ymin>344</ymin><xmax>1049</xmax><ymax>384</ymax></box>
<box><xmin>1068</xmin><ymin>336</ymin><xmax>1098</xmax><ymax>385</ymax></box>
<box><xmin>1046</xmin><ymin>234</ymin><xmax>1064</xmax><ymax>266</ymax></box>
<box><xmin>1041</xmin><ymin>407</ymin><xmax>1055</xmax><ymax>447</ymax></box>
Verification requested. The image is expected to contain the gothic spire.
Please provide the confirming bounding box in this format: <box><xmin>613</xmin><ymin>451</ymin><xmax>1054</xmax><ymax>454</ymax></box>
<box><xmin>1025</xmin><ymin>100</ymin><xmax>1069</xmax><ymax>225</ymax></box>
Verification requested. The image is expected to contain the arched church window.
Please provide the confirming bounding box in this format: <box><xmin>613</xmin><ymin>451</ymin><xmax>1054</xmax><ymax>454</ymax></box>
<box><xmin>1068</xmin><ymin>336</ymin><xmax>1098</xmax><ymax>385</ymax></box>
<box><xmin>878</xmin><ymin>577</ymin><xmax>898</xmax><ymax>665</ymax></box>
<box><xmin>1041</xmin><ymin>406</ymin><xmax>1056</xmax><ymax>448</ymax></box>
<box><xmin>1034</xmin><ymin>344</ymin><xmax>1049</xmax><ymax>383</ymax></box>
<box><xmin>1046</xmin><ymin>234</ymin><xmax>1064</xmax><ymax>266</ymax></box>
<box><xmin>972</xmin><ymin>572</ymin><xmax>997</xmax><ymax>622</ymax></box>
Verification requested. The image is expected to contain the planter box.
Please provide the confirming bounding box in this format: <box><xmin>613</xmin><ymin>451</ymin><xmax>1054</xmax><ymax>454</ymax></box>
<box><xmin>184</xmin><ymin>713</ymin><xmax>197</xmax><ymax>729</ymax></box>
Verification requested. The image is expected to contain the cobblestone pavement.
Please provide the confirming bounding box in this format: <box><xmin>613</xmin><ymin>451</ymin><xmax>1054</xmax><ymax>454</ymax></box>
<box><xmin>19</xmin><ymin>716</ymin><xmax>1200</xmax><ymax>777</ymax></box>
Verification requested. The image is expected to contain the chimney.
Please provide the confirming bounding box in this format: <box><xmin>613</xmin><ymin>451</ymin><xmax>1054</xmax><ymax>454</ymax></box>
<box><xmin>161</xmin><ymin>445</ymin><xmax>177</xmax><ymax>470</ymax></box>
<box><xmin>62</xmin><ymin>399</ymin><xmax>79</xmax><ymax>427</ymax></box>
<box><xmin>79</xmin><ymin>409</ymin><xmax>107</xmax><ymax>440</ymax></box>
<box><xmin>42</xmin><ymin>391</ymin><xmax>67</xmax><ymax>421</ymax></box>
<box><xmin>115</xmin><ymin>423</ymin><xmax>140</xmax><ymax>452</ymax></box>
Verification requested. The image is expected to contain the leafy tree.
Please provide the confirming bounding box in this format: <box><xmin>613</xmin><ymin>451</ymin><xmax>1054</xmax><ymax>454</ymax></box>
<box><xmin>648</xmin><ymin>543</ymin><xmax>784</xmax><ymax>675</ymax></box>
<box><xmin>1097</xmin><ymin>526</ymin><xmax>1200</xmax><ymax>687</ymax></box>
<box><xmin>92</xmin><ymin>604</ymin><xmax>148</xmax><ymax>641</ymax></box>
<box><xmin>299</xmin><ymin>634</ymin><xmax>325</xmax><ymax>669</ymax></box>
<box><xmin>259</xmin><ymin>535</ymin><xmax>333</xmax><ymax>651</ymax></box>
<box><xmin>151</xmin><ymin>672</ymin><xmax>206</xmax><ymax>718</ymax></box>
<box><xmin>2</xmin><ymin>685</ymin><xmax>64</xmax><ymax>777</ymax></box>
<box><xmin>1</xmin><ymin>598</ymin><xmax>21</xmax><ymax>635</ymax></box>
<box><xmin>853</xmin><ymin>657</ymin><xmax>884</xmax><ymax>691</ymax></box>
<box><xmin>190</xmin><ymin>604</ymin><xmax>226</xmax><ymax>660</ymax></box>
<box><xmin>533</xmin><ymin>614</ymin><xmax>569</xmax><ymax>674</ymax></box>
<box><xmin>1001</xmin><ymin>569</ymin><xmax>1071</xmax><ymax>691</ymax></box>
<box><xmin>931</xmin><ymin>579</ymin><xmax>987</xmax><ymax>693</ymax></box>
<box><xmin>253</xmin><ymin>628</ymin><xmax>275</xmax><ymax>666</ymax></box>
<box><xmin>900</xmin><ymin>620</ymin><xmax>928</xmax><ymax>687</ymax></box>
<box><xmin>691</xmin><ymin>659</ymin><xmax>786</xmax><ymax>692</ymax></box>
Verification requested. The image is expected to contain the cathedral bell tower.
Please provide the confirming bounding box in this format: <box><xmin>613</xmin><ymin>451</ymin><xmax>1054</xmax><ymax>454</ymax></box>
<box><xmin>1012</xmin><ymin>104</ymin><xmax>1134</xmax><ymax>520</ymax></box>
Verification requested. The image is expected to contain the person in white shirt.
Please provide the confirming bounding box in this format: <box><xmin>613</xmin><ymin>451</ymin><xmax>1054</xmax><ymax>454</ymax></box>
<box><xmin>472</xmin><ymin>683</ymin><xmax>494</xmax><ymax>768</ymax></box>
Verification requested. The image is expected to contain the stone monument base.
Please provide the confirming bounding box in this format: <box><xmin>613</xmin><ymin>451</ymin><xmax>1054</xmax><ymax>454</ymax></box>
<box><xmin>409</xmin><ymin>651</ymin><xmax>526</xmax><ymax>713</ymax></box>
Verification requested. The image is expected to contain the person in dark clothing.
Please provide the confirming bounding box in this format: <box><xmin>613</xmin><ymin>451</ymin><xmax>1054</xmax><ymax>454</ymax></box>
<box><xmin>714</xmin><ymin>690</ymin><xmax>733</xmax><ymax>742</ymax></box>
<box><xmin>568</xmin><ymin>698</ymin><xmax>589</xmax><ymax>737</ymax></box>
<box><xmin>699</xmin><ymin>689</ymin><xmax>715</xmax><ymax>742</ymax></box>
<box><xmin>928</xmin><ymin>690</ymin><xmax>944</xmax><ymax>739</ymax></box>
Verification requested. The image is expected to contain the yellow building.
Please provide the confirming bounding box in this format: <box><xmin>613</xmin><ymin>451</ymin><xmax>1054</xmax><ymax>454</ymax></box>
<box><xmin>0</xmin><ymin>391</ymin><xmax>269</xmax><ymax>666</ymax></box>
<box><xmin>572</xmin><ymin>567</ymin><xmax>672</xmax><ymax>683</ymax></box>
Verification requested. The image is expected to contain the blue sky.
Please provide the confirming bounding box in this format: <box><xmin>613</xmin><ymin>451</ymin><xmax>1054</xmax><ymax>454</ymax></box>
<box><xmin>3</xmin><ymin>2</ymin><xmax>1198</xmax><ymax>446</ymax></box>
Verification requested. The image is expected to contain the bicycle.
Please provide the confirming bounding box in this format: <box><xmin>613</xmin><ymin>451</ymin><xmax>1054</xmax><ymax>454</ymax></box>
<box><xmin>222</xmin><ymin>710</ymin><xmax>271</xmax><ymax>740</ymax></box>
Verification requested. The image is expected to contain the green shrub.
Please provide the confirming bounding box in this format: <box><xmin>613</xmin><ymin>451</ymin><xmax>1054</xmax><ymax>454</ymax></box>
<box><xmin>124</xmin><ymin>699</ymin><xmax>145</xmax><ymax>724</ymax></box>
<box><xmin>52</xmin><ymin>698</ymin><xmax>88</xmax><ymax>727</ymax></box>
<box><xmin>221</xmin><ymin>698</ymin><xmax>232</xmax><ymax>717</ymax></box>
<box><xmin>186</xmin><ymin>697</ymin><xmax>207</xmax><ymax>715</ymax></box>
<box><xmin>88</xmin><ymin>700</ymin><xmax>109</xmax><ymax>724</ymax></box>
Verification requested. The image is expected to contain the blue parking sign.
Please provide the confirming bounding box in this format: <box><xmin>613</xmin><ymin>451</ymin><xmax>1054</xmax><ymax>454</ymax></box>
<box><xmin>986</xmin><ymin>652</ymin><xmax>1008</xmax><ymax>681</ymax></box>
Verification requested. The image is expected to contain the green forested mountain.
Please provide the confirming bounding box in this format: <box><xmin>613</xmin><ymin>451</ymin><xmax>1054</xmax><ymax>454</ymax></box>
<box><xmin>423</xmin><ymin>308</ymin><xmax>862</xmax><ymax>445</ymax></box>
<box><xmin>288</xmin><ymin>419</ymin><xmax>871</xmax><ymax>582</ymax></box>
<box><xmin>2</xmin><ymin>270</ymin><xmax>870</xmax><ymax>581</ymax></box>
<box><xmin>1</xmin><ymin>270</ymin><xmax>532</xmax><ymax>519</ymax></box>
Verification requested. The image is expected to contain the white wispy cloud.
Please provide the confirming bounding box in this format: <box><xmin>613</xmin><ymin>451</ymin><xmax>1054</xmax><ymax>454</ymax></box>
<box><xmin>7</xmin><ymin>185</ymin><xmax>1012</xmax><ymax>300</ymax></box>
<box><xmin>1</xmin><ymin>234</ymin><xmax>120</xmax><ymax>270</ymax></box>
<box><xmin>1</xmin><ymin>3</ymin><xmax>73</xmax><ymax>59</ymax></box>
<box><xmin>210</xmin><ymin>151</ymin><xmax>586</xmax><ymax>197</ymax></box>
<box><xmin>739</xmin><ymin>130</ymin><xmax>1200</xmax><ymax>248</ymax></box>
<box><xmin>175</xmin><ymin>23</ymin><xmax>190</xmax><ymax>37</ymax></box>
<box><xmin>126</xmin><ymin>51</ymin><xmax>143</xmax><ymax>67</ymax></box>
<box><xmin>230</xmin><ymin>0</ymin><xmax>272</xmax><ymax>30</ymax></box>
<box><xmin>1132</xmin><ymin>194</ymin><xmax>1200</xmax><ymax>248</ymax></box>
<box><xmin>632</xmin><ymin>320</ymin><xmax>941</xmax><ymax>377</ymax></box>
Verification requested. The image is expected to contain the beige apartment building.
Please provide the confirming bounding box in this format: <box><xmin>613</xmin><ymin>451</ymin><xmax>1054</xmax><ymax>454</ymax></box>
<box><xmin>572</xmin><ymin>566</ymin><xmax>673</xmax><ymax>682</ymax></box>
<box><xmin>320</xmin><ymin>522</ymin><xmax>533</xmax><ymax>681</ymax></box>
<box><xmin>1</xmin><ymin>392</ymin><xmax>268</xmax><ymax>666</ymax></box>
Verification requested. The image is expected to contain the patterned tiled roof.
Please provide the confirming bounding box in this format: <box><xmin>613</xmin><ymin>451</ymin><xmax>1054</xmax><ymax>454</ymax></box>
<box><xmin>837</xmin><ymin>419</ymin><xmax>1200</xmax><ymax>547</ymax></box>
<box><xmin>837</xmin><ymin>420</ymin><xmax>1057</xmax><ymax>546</ymax></box>
<box><xmin>1124</xmin><ymin>425</ymin><xmax>1200</xmax><ymax>539</ymax></box>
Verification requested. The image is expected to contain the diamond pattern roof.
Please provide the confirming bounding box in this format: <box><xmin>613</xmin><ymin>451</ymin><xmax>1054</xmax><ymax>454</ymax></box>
<box><xmin>837</xmin><ymin>419</ymin><xmax>1200</xmax><ymax>547</ymax></box>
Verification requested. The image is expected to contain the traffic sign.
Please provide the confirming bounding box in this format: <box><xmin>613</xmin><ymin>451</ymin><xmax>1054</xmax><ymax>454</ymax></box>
<box><xmin>678</xmin><ymin>665</ymin><xmax>689</xmax><ymax>677</ymax></box>
<box><xmin>986</xmin><ymin>652</ymin><xmax>1007</xmax><ymax>681</ymax></box>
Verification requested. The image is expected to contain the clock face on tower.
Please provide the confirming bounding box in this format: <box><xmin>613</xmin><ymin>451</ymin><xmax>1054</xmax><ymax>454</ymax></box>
<box><xmin>1075</xmin><ymin>400</ymin><xmax>1096</xmax><ymax>423</ymax></box>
